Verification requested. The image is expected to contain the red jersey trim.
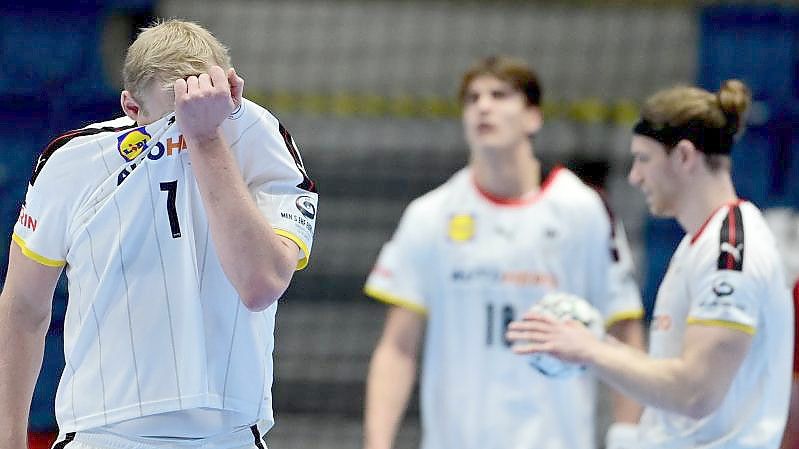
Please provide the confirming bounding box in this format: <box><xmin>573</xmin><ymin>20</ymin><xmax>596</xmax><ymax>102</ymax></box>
<box><xmin>690</xmin><ymin>199</ymin><xmax>744</xmax><ymax>245</ymax></box>
<box><xmin>472</xmin><ymin>166</ymin><xmax>564</xmax><ymax>207</ymax></box>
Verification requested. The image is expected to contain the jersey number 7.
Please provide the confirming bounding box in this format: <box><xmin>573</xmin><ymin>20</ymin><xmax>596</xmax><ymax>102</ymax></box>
<box><xmin>160</xmin><ymin>180</ymin><xmax>182</xmax><ymax>238</ymax></box>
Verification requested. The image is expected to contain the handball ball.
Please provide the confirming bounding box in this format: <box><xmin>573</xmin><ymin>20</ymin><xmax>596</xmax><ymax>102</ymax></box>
<box><xmin>525</xmin><ymin>292</ymin><xmax>604</xmax><ymax>378</ymax></box>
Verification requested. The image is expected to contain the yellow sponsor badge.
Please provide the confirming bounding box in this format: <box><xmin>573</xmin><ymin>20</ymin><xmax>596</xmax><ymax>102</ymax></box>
<box><xmin>117</xmin><ymin>127</ymin><xmax>151</xmax><ymax>161</ymax></box>
<box><xmin>448</xmin><ymin>214</ymin><xmax>475</xmax><ymax>242</ymax></box>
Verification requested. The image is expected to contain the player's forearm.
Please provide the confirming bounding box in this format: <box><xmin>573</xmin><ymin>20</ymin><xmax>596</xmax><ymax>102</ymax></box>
<box><xmin>0</xmin><ymin>289</ymin><xmax>50</xmax><ymax>448</ymax></box>
<box><xmin>363</xmin><ymin>344</ymin><xmax>418</xmax><ymax>449</ymax></box>
<box><xmin>606</xmin><ymin>319</ymin><xmax>645</xmax><ymax>423</ymax></box>
<box><xmin>188</xmin><ymin>131</ymin><xmax>295</xmax><ymax>310</ymax></box>
<box><xmin>587</xmin><ymin>339</ymin><xmax>713</xmax><ymax>419</ymax></box>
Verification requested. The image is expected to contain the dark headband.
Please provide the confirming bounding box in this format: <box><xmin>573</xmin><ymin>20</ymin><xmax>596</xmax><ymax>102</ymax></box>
<box><xmin>633</xmin><ymin>119</ymin><xmax>735</xmax><ymax>155</ymax></box>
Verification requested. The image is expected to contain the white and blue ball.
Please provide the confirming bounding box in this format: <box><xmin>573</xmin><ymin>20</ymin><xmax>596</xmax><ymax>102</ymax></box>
<box><xmin>525</xmin><ymin>292</ymin><xmax>604</xmax><ymax>378</ymax></box>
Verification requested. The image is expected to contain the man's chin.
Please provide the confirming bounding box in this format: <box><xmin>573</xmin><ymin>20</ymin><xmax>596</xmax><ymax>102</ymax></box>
<box><xmin>473</xmin><ymin>140</ymin><xmax>508</xmax><ymax>153</ymax></box>
<box><xmin>647</xmin><ymin>205</ymin><xmax>674</xmax><ymax>218</ymax></box>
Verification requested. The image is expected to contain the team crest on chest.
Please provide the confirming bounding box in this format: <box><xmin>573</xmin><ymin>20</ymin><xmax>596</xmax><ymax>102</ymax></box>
<box><xmin>448</xmin><ymin>214</ymin><xmax>475</xmax><ymax>242</ymax></box>
<box><xmin>117</xmin><ymin>127</ymin><xmax>151</xmax><ymax>161</ymax></box>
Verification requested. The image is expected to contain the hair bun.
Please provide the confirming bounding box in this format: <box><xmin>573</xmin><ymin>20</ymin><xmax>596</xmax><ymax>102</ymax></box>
<box><xmin>717</xmin><ymin>79</ymin><xmax>751</xmax><ymax>135</ymax></box>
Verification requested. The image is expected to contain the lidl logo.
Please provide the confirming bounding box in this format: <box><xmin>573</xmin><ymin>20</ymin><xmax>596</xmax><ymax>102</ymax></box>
<box><xmin>116</xmin><ymin>133</ymin><xmax>187</xmax><ymax>186</ymax></box>
<box><xmin>448</xmin><ymin>214</ymin><xmax>475</xmax><ymax>242</ymax></box>
<box><xmin>117</xmin><ymin>128</ymin><xmax>151</xmax><ymax>161</ymax></box>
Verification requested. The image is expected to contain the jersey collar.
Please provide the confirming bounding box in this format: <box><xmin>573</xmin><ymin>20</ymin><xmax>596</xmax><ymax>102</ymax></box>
<box><xmin>472</xmin><ymin>166</ymin><xmax>563</xmax><ymax>207</ymax></box>
<box><xmin>690</xmin><ymin>199</ymin><xmax>744</xmax><ymax>245</ymax></box>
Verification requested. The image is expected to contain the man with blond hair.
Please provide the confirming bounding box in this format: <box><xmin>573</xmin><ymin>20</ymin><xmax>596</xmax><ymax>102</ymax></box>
<box><xmin>0</xmin><ymin>19</ymin><xmax>317</xmax><ymax>449</ymax></box>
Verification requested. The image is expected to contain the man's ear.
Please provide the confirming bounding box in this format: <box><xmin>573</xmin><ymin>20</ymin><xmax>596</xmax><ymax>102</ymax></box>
<box><xmin>672</xmin><ymin>139</ymin><xmax>701</xmax><ymax>172</ymax></box>
<box><xmin>525</xmin><ymin>105</ymin><xmax>543</xmax><ymax>136</ymax></box>
<box><xmin>120</xmin><ymin>90</ymin><xmax>141</xmax><ymax>122</ymax></box>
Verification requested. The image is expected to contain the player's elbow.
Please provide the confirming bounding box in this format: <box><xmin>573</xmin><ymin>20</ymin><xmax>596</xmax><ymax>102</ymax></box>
<box><xmin>238</xmin><ymin>274</ymin><xmax>291</xmax><ymax>312</ymax></box>
<box><xmin>239</xmin><ymin>288</ymin><xmax>282</xmax><ymax>312</ymax></box>
<box><xmin>682</xmin><ymin>390</ymin><xmax>724</xmax><ymax>420</ymax></box>
<box><xmin>234</xmin><ymin>251</ymin><xmax>296</xmax><ymax>311</ymax></box>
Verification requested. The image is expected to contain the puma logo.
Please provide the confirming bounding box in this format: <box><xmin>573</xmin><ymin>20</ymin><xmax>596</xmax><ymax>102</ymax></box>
<box><xmin>720</xmin><ymin>242</ymin><xmax>743</xmax><ymax>262</ymax></box>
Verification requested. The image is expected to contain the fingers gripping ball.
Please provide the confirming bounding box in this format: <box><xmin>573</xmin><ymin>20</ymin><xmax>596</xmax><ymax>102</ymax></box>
<box><xmin>526</xmin><ymin>292</ymin><xmax>604</xmax><ymax>378</ymax></box>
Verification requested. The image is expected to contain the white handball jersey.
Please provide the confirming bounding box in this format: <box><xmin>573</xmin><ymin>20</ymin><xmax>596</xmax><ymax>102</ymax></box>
<box><xmin>13</xmin><ymin>98</ymin><xmax>318</xmax><ymax>432</ymax></box>
<box><xmin>365</xmin><ymin>167</ymin><xmax>643</xmax><ymax>449</ymax></box>
<box><xmin>639</xmin><ymin>201</ymin><xmax>793</xmax><ymax>449</ymax></box>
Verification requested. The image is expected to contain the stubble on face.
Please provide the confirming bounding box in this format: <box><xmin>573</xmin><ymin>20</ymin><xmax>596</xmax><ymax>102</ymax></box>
<box><xmin>630</xmin><ymin>136</ymin><xmax>679</xmax><ymax>218</ymax></box>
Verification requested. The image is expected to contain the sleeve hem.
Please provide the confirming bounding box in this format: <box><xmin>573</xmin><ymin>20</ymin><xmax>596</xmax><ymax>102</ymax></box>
<box><xmin>273</xmin><ymin>228</ymin><xmax>310</xmax><ymax>270</ymax></box>
<box><xmin>605</xmin><ymin>309</ymin><xmax>644</xmax><ymax>329</ymax></box>
<box><xmin>686</xmin><ymin>317</ymin><xmax>755</xmax><ymax>335</ymax></box>
<box><xmin>363</xmin><ymin>286</ymin><xmax>427</xmax><ymax>316</ymax></box>
<box><xmin>12</xmin><ymin>233</ymin><xmax>66</xmax><ymax>267</ymax></box>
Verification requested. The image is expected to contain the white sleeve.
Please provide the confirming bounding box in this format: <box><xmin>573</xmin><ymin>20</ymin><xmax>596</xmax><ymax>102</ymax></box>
<box><xmin>580</xmin><ymin>194</ymin><xmax>643</xmax><ymax>325</ymax></box>
<box><xmin>686</xmin><ymin>242</ymin><xmax>759</xmax><ymax>335</ymax></box>
<box><xmin>12</xmin><ymin>152</ymin><xmax>73</xmax><ymax>267</ymax></box>
<box><xmin>363</xmin><ymin>202</ymin><xmax>429</xmax><ymax>314</ymax></box>
<box><xmin>228</xmin><ymin>102</ymin><xmax>318</xmax><ymax>270</ymax></box>
<box><xmin>605</xmin><ymin>219</ymin><xmax>645</xmax><ymax>326</ymax></box>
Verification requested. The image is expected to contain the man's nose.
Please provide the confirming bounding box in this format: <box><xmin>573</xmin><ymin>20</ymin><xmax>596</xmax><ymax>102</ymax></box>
<box><xmin>475</xmin><ymin>94</ymin><xmax>493</xmax><ymax>111</ymax></box>
<box><xmin>627</xmin><ymin>164</ymin><xmax>640</xmax><ymax>186</ymax></box>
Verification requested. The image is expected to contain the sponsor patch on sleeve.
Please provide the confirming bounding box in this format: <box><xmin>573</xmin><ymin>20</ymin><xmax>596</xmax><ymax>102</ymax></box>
<box><xmin>689</xmin><ymin>271</ymin><xmax>757</xmax><ymax>333</ymax></box>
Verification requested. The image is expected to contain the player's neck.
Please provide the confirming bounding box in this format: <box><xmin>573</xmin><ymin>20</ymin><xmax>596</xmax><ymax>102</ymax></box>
<box><xmin>470</xmin><ymin>142</ymin><xmax>541</xmax><ymax>199</ymax></box>
<box><xmin>676</xmin><ymin>173</ymin><xmax>738</xmax><ymax>235</ymax></box>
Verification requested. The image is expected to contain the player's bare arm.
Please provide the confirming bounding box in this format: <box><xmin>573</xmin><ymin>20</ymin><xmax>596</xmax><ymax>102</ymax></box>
<box><xmin>0</xmin><ymin>244</ymin><xmax>62</xmax><ymax>449</ymax></box>
<box><xmin>174</xmin><ymin>66</ymin><xmax>299</xmax><ymax>311</ymax></box>
<box><xmin>605</xmin><ymin>319</ymin><xmax>645</xmax><ymax>424</ymax></box>
<box><xmin>508</xmin><ymin>315</ymin><xmax>752</xmax><ymax>419</ymax></box>
<box><xmin>364</xmin><ymin>306</ymin><xmax>425</xmax><ymax>449</ymax></box>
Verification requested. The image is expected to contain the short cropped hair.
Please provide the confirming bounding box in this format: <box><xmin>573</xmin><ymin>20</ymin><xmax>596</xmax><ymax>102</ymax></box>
<box><xmin>123</xmin><ymin>19</ymin><xmax>232</xmax><ymax>108</ymax></box>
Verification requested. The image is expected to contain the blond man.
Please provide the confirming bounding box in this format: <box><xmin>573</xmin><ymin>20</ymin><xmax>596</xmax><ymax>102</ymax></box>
<box><xmin>0</xmin><ymin>19</ymin><xmax>317</xmax><ymax>449</ymax></box>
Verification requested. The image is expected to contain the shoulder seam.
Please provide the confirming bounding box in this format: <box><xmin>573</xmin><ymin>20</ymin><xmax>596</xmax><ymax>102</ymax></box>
<box><xmin>30</xmin><ymin>124</ymin><xmax>137</xmax><ymax>186</ymax></box>
<box><xmin>277</xmin><ymin>121</ymin><xmax>316</xmax><ymax>193</ymax></box>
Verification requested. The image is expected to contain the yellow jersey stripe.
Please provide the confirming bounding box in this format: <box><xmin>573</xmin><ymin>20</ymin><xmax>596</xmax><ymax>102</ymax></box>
<box><xmin>273</xmin><ymin>229</ymin><xmax>310</xmax><ymax>270</ymax></box>
<box><xmin>364</xmin><ymin>286</ymin><xmax>428</xmax><ymax>316</ymax></box>
<box><xmin>605</xmin><ymin>309</ymin><xmax>644</xmax><ymax>329</ymax></box>
<box><xmin>686</xmin><ymin>317</ymin><xmax>756</xmax><ymax>335</ymax></box>
<box><xmin>12</xmin><ymin>233</ymin><xmax>66</xmax><ymax>267</ymax></box>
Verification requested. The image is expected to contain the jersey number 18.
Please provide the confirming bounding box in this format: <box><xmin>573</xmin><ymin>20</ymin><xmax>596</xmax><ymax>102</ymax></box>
<box><xmin>486</xmin><ymin>303</ymin><xmax>516</xmax><ymax>347</ymax></box>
